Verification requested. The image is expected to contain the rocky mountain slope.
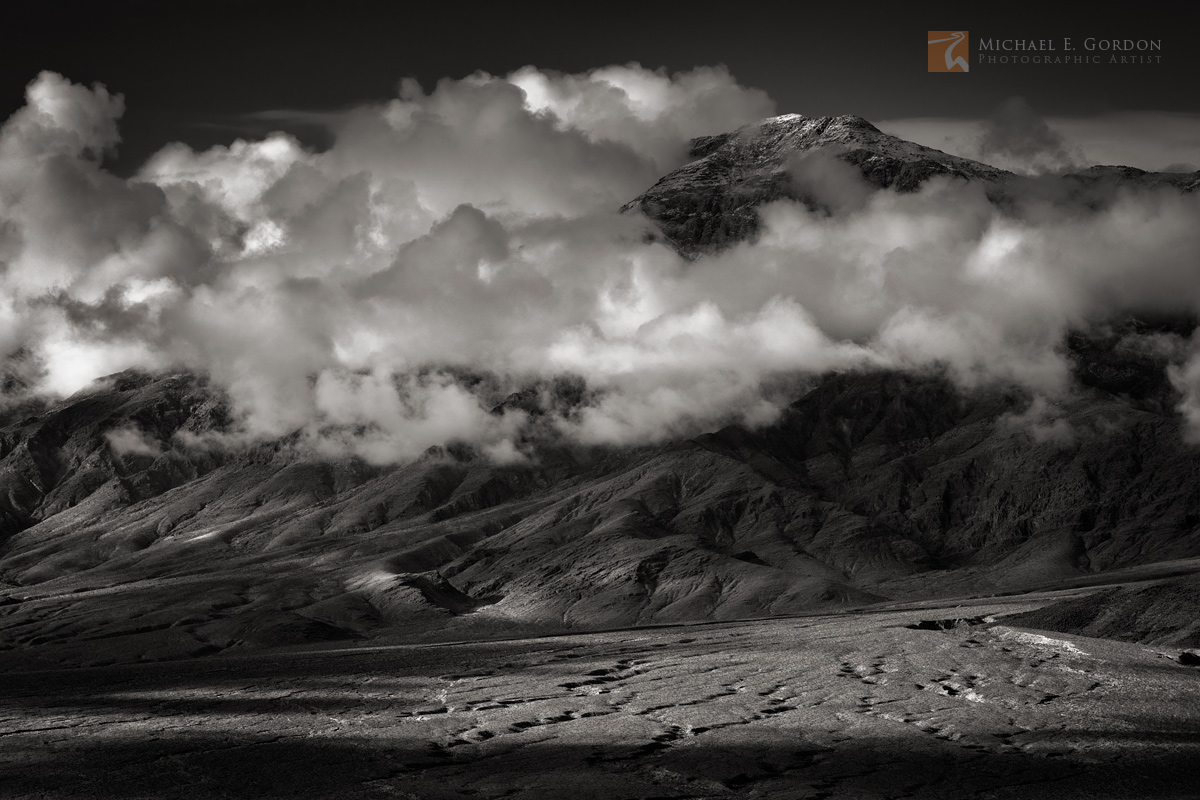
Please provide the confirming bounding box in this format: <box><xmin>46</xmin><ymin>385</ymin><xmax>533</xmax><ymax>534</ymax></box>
<box><xmin>622</xmin><ymin>113</ymin><xmax>1012</xmax><ymax>254</ymax></box>
<box><xmin>1</xmin><ymin>349</ymin><xmax>1197</xmax><ymax>668</ymax></box>
<box><xmin>2</xmin><ymin>115</ymin><xmax>1200</xmax><ymax>668</ymax></box>
<box><xmin>1008</xmin><ymin>571</ymin><xmax>1200</xmax><ymax>649</ymax></box>
<box><xmin>623</xmin><ymin>113</ymin><xmax>1200</xmax><ymax>254</ymax></box>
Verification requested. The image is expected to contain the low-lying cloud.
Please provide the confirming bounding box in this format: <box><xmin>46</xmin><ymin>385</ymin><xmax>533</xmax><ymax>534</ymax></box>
<box><xmin>976</xmin><ymin>97</ymin><xmax>1084</xmax><ymax>173</ymax></box>
<box><xmin>879</xmin><ymin>105</ymin><xmax>1200</xmax><ymax>174</ymax></box>
<box><xmin>1</xmin><ymin>68</ymin><xmax>1199</xmax><ymax>463</ymax></box>
<box><xmin>105</xmin><ymin>426</ymin><xmax>164</xmax><ymax>457</ymax></box>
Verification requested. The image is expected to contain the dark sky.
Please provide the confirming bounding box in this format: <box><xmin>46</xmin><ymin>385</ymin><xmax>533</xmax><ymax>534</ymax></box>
<box><xmin>4</xmin><ymin>0</ymin><xmax>1198</xmax><ymax>174</ymax></box>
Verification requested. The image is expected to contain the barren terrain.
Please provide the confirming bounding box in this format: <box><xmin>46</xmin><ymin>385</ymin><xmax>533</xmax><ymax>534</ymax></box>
<box><xmin>5</xmin><ymin>590</ymin><xmax>1199</xmax><ymax>799</ymax></box>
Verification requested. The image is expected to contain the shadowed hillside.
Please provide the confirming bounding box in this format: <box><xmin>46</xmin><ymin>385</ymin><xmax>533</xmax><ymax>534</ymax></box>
<box><xmin>2</xmin><ymin>358</ymin><xmax>1199</xmax><ymax>668</ymax></box>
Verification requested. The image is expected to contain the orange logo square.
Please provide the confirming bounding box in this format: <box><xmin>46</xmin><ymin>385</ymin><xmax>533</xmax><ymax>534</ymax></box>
<box><xmin>928</xmin><ymin>31</ymin><xmax>969</xmax><ymax>72</ymax></box>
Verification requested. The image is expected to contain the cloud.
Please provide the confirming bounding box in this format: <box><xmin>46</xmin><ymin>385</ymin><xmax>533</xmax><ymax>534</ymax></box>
<box><xmin>976</xmin><ymin>97</ymin><xmax>1083</xmax><ymax>173</ymax></box>
<box><xmin>1</xmin><ymin>70</ymin><xmax>1200</xmax><ymax>460</ymax></box>
<box><xmin>106</xmin><ymin>426</ymin><xmax>163</xmax><ymax>457</ymax></box>
<box><xmin>879</xmin><ymin>109</ymin><xmax>1200</xmax><ymax>174</ymax></box>
<box><xmin>310</xmin><ymin>369</ymin><xmax>528</xmax><ymax>465</ymax></box>
<box><xmin>877</xmin><ymin>97</ymin><xmax>1085</xmax><ymax>175</ymax></box>
<box><xmin>1169</xmin><ymin>335</ymin><xmax>1200</xmax><ymax>443</ymax></box>
<box><xmin>0</xmin><ymin>71</ymin><xmax>123</xmax><ymax>166</ymax></box>
<box><xmin>998</xmin><ymin>396</ymin><xmax>1076</xmax><ymax>447</ymax></box>
<box><xmin>507</xmin><ymin>64</ymin><xmax>776</xmax><ymax>172</ymax></box>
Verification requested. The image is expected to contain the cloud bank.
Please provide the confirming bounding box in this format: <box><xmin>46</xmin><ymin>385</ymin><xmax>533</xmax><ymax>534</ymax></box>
<box><xmin>880</xmin><ymin>104</ymin><xmax>1200</xmax><ymax>174</ymax></box>
<box><xmin>1</xmin><ymin>69</ymin><xmax>1199</xmax><ymax>462</ymax></box>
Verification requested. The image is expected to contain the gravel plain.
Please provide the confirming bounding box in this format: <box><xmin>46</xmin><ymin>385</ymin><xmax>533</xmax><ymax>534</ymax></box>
<box><xmin>4</xmin><ymin>592</ymin><xmax>1199</xmax><ymax>799</ymax></box>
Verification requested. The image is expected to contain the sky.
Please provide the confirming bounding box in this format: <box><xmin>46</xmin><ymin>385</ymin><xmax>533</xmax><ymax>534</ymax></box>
<box><xmin>3</xmin><ymin>0</ymin><xmax>1200</xmax><ymax>462</ymax></box>
<box><xmin>3</xmin><ymin>0</ymin><xmax>1199</xmax><ymax>174</ymax></box>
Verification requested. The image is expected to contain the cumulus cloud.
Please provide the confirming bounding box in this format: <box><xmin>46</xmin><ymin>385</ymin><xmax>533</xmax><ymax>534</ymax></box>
<box><xmin>1</xmin><ymin>69</ymin><xmax>1199</xmax><ymax>461</ymax></box>
<box><xmin>0</xmin><ymin>71</ymin><xmax>123</xmax><ymax>166</ymax></box>
<box><xmin>507</xmin><ymin>64</ymin><xmax>775</xmax><ymax>172</ymax></box>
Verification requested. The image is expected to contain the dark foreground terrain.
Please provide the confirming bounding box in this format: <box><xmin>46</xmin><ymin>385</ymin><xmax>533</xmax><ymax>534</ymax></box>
<box><xmin>4</xmin><ymin>590</ymin><xmax>1199</xmax><ymax>800</ymax></box>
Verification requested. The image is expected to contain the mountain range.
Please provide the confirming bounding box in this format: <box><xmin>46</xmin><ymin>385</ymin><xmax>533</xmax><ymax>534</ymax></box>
<box><xmin>2</xmin><ymin>114</ymin><xmax>1199</xmax><ymax>669</ymax></box>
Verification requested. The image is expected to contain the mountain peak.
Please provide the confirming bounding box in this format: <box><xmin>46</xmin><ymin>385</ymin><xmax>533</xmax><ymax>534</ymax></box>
<box><xmin>630</xmin><ymin>113</ymin><xmax>1009</xmax><ymax>254</ymax></box>
<box><xmin>757</xmin><ymin>112</ymin><xmax>879</xmax><ymax>133</ymax></box>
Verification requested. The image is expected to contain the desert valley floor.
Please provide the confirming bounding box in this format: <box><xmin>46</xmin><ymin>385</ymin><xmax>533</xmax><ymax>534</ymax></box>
<box><xmin>4</xmin><ymin>586</ymin><xmax>1199</xmax><ymax>800</ymax></box>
